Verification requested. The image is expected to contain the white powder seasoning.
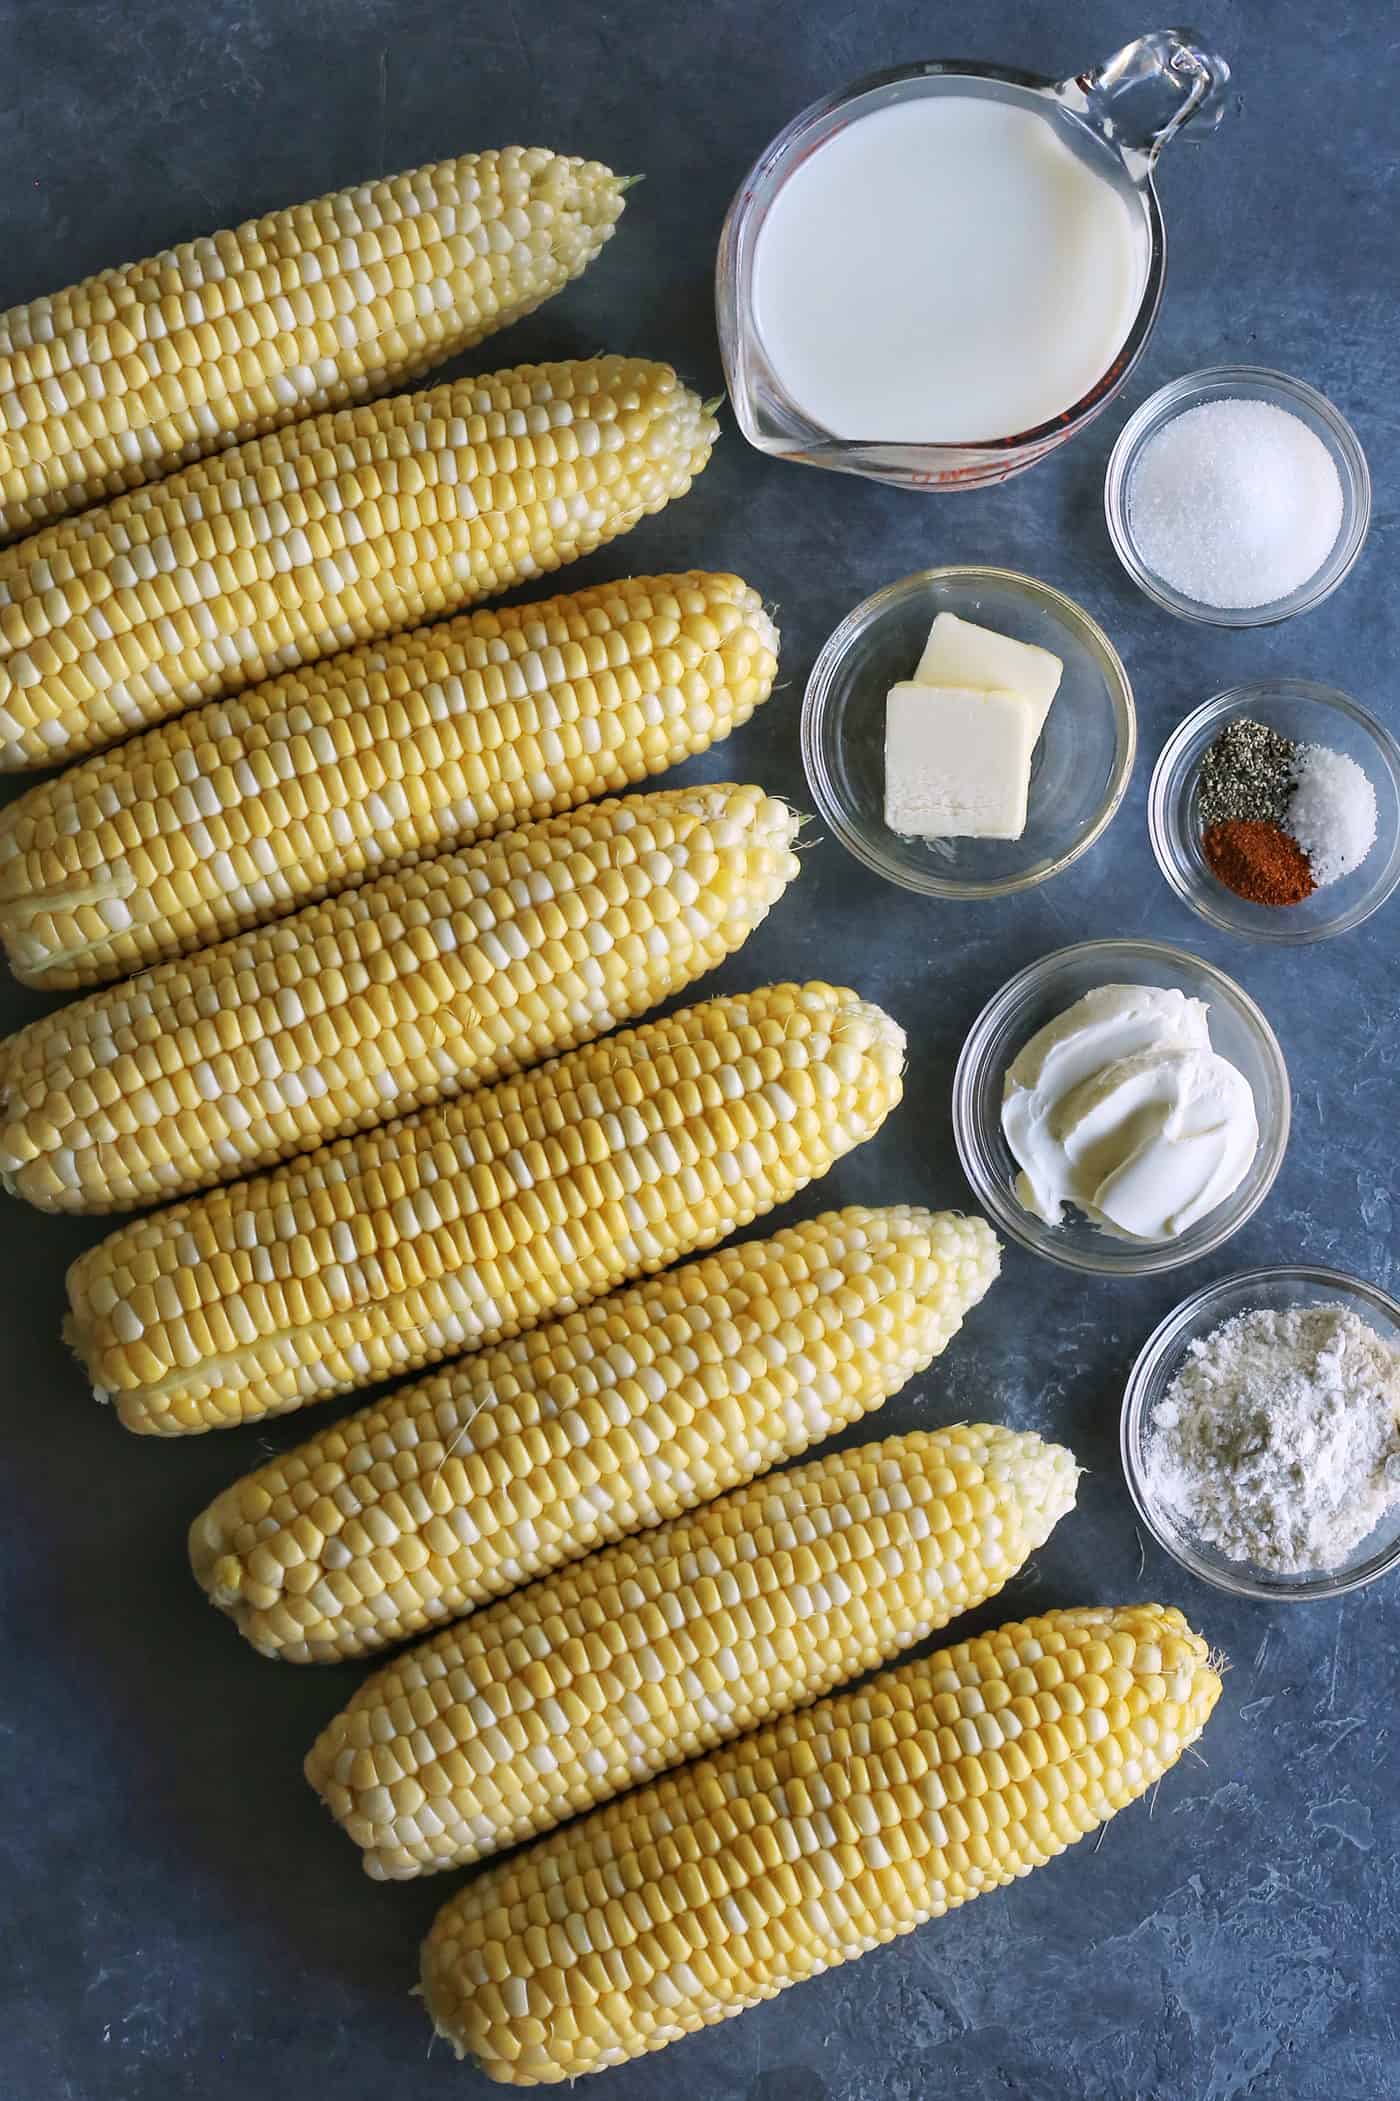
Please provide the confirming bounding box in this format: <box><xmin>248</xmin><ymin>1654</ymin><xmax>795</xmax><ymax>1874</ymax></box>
<box><xmin>1145</xmin><ymin>1303</ymin><xmax>1400</xmax><ymax>1572</ymax></box>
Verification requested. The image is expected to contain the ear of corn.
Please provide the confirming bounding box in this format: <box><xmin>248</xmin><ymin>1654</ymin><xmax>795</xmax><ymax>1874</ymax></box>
<box><xmin>0</xmin><ymin>571</ymin><xmax>779</xmax><ymax>990</ymax></box>
<box><xmin>1</xmin><ymin>786</ymin><xmax>801</xmax><ymax>1214</ymax></box>
<box><xmin>306</xmin><ymin>1426</ymin><xmax>1077</xmax><ymax>1878</ymax></box>
<box><xmin>191</xmin><ymin>1207</ymin><xmax>1002</xmax><ymax>1663</ymax></box>
<box><xmin>421</xmin><ymin>1602</ymin><xmax>1220</xmax><ymax>2083</ymax></box>
<box><xmin>66</xmin><ymin>983</ymin><xmax>905</xmax><ymax>1436</ymax></box>
<box><xmin>0</xmin><ymin>355</ymin><xmax>716</xmax><ymax>771</ymax></box>
<box><xmin>0</xmin><ymin>149</ymin><xmax>627</xmax><ymax>541</ymax></box>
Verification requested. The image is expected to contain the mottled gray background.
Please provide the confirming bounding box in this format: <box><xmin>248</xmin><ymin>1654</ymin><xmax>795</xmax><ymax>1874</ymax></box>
<box><xmin>1</xmin><ymin>3</ymin><xmax>1396</xmax><ymax>2098</ymax></box>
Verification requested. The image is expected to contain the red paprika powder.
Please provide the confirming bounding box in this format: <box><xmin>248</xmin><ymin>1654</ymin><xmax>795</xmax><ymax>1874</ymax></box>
<box><xmin>1203</xmin><ymin>820</ymin><xmax>1315</xmax><ymax>906</ymax></box>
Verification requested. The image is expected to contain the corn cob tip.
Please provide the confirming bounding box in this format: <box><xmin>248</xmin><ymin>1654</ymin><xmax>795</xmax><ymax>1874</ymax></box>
<box><xmin>62</xmin><ymin>1312</ymin><xmax>107</xmax><ymax>1405</ymax></box>
<box><xmin>847</xmin><ymin>994</ymin><xmax>906</xmax><ymax>1069</ymax></box>
<box><xmin>1000</xmin><ymin>1426</ymin><xmax>1080</xmax><ymax>1548</ymax></box>
<box><xmin>660</xmin><ymin>382</ymin><xmax>720</xmax><ymax>490</ymax></box>
<box><xmin>920</xmin><ymin>1209</ymin><xmax>1001</xmax><ymax>1318</ymax></box>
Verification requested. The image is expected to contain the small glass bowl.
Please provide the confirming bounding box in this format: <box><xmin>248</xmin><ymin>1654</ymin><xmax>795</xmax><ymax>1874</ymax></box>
<box><xmin>953</xmin><ymin>939</ymin><xmax>1290</xmax><ymax>1276</ymax></box>
<box><xmin>1122</xmin><ymin>1266</ymin><xmax>1400</xmax><ymax>1600</ymax></box>
<box><xmin>800</xmin><ymin>567</ymin><xmax>1135</xmax><ymax>898</ymax></box>
<box><xmin>1104</xmin><ymin>366</ymin><xmax>1371</xmax><ymax>626</ymax></box>
<box><xmin>1150</xmin><ymin>680</ymin><xmax>1400</xmax><ymax>943</ymax></box>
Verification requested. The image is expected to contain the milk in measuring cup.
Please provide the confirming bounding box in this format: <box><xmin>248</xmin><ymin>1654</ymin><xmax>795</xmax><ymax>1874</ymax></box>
<box><xmin>751</xmin><ymin>95</ymin><xmax>1148</xmax><ymax>443</ymax></box>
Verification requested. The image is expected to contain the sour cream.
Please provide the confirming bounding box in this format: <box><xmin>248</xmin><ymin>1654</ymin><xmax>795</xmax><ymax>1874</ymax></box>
<box><xmin>1001</xmin><ymin>984</ymin><xmax>1258</xmax><ymax>1241</ymax></box>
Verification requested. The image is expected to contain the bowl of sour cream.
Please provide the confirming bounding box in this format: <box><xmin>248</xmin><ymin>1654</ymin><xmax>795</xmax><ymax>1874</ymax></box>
<box><xmin>952</xmin><ymin>940</ymin><xmax>1290</xmax><ymax>1275</ymax></box>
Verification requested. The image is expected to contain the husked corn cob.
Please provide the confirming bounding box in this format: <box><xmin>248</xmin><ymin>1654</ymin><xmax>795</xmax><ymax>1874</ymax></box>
<box><xmin>307</xmin><ymin>1426</ymin><xmax>1077</xmax><ymax>1876</ymax></box>
<box><xmin>1</xmin><ymin>786</ymin><xmax>800</xmax><ymax>1214</ymax></box>
<box><xmin>0</xmin><ymin>572</ymin><xmax>778</xmax><ymax>989</ymax></box>
<box><xmin>422</xmin><ymin>1603</ymin><xmax>1221</xmax><ymax>2083</ymax></box>
<box><xmin>191</xmin><ymin>1207</ymin><xmax>1002</xmax><ymax>1663</ymax></box>
<box><xmin>66</xmin><ymin>983</ymin><xmax>905</xmax><ymax>1436</ymax></box>
<box><xmin>0</xmin><ymin>149</ymin><xmax>628</xmax><ymax>540</ymax></box>
<box><xmin>0</xmin><ymin>355</ymin><xmax>716</xmax><ymax>771</ymax></box>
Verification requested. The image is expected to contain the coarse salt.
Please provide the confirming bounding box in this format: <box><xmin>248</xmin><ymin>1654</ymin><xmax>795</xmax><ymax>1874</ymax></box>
<box><xmin>1128</xmin><ymin>397</ymin><xmax>1345</xmax><ymax>609</ymax></box>
<box><xmin>1287</xmin><ymin>743</ymin><xmax>1377</xmax><ymax>886</ymax></box>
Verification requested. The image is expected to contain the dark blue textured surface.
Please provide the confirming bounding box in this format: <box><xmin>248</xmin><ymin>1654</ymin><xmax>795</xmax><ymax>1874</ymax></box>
<box><xmin>1</xmin><ymin>5</ymin><xmax>1396</xmax><ymax>2097</ymax></box>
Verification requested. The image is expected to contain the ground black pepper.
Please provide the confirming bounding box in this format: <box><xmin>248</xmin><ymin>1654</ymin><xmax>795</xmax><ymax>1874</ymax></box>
<box><xmin>1197</xmin><ymin>718</ymin><xmax>1299</xmax><ymax>828</ymax></box>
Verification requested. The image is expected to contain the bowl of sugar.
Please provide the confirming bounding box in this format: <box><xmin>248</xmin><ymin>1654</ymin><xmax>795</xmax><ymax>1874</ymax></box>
<box><xmin>1104</xmin><ymin>366</ymin><xmax>1370</xmax><ymax>626</ymax></box>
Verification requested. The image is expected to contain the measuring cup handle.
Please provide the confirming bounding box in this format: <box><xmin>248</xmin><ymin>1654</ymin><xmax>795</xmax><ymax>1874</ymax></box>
<box><xmin>1069</xmin><ymin>27</ymin><xmax>1232</xmax><ymax>159</ymax></box>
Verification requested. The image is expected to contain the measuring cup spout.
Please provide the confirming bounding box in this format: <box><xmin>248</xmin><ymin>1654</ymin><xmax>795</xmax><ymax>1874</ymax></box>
<box><xmin>1064</xmin><ymin>27</ymin><xmax>1231</xmax><ymax>168</ymax></box>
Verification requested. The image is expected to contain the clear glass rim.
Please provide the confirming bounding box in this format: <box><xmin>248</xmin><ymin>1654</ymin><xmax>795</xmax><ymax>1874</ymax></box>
<box><xmin>1104</xmin><ymin>365</ymin><xmax>1372</xmax><ymax>627</ymax></box>
<box><xmin>951</xmin><ymin>937</ymin><xmax>1291</xmax><ymax>1275</ymax></box>
<box><xmin>800</xmin><ymin>566</ymin><xmax>1137</xmax><ymax>898</ymax></box>
<box><xmin>1148</xmin><ymin>679</ymin><xmax>1400</xmax><ymax>943</ymax></box>
<box><xmin>1121</xmin><ymin>1263</ymin><xmax>1400</xmax><ymax>1600</ymax></box>
<box><xmin>717</xmin><ymin>61</ymin><xmax>1167</xmax><ymax>460</ymax></box>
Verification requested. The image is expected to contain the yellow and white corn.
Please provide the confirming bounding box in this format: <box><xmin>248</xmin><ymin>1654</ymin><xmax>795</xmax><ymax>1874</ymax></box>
<box><xmin>307</xmin><ymin>1426</ymin><xmax>1077</xmax><ymax>1876</ymax></box>
<box><xmin>0</xmin><ymin>571</ymin><xmax>778</xmax><ymax>989</ymax></box>
<box><xmin>1</xmin><ymin>786</ymin><xmax>800</xmax><ymax>1214</ymax></box>
<box><xmin>422</xmin><ymin>1603</ymin><xmax>1221</xmax><ymax>2083</ymax></box>
<box><xmin>0</xmin><ymin>355</ymin><xmax>715</xmax><ymax>771</ymax></box>
<box><xmin>191</xmin><ymin>1206</ymin><xmax>1001</xmax><ymax>1663</ymax></box>
<box><xmin>0</xmin><ymin>149</ymin><xmax>627</xmax><ymax>540</ymax></box>
<box><xmin>66</xmin><ymin>983</ymin><xmax>905</xmax><ymax>1436</ymax></box>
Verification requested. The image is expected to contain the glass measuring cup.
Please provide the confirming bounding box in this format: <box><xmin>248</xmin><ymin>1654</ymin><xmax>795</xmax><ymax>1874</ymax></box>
<box><xmin>716</xmin><ymin>28</ymin><xmax>1231</xmax><ymax>491</ymax></box>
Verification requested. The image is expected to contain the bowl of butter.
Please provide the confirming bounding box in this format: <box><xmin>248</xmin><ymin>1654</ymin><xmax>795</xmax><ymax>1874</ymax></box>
<box><xmin>801</xmin><ymin>566</ymin><xmax>1135</xmax><ymax>897</ymax></box>
<box><xmin>953</xmin><ymin>938</ymin><xmax>1291</xmax><ymax>1275</ymax></box>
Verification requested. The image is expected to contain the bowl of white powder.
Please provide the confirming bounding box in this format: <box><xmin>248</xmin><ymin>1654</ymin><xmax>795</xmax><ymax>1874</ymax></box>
<box><xmin>1123</xmin><ymin>1266</ymin><xmax>1400</xmax><ymax>1599</ymax></box>
<box><xmin>1104</xmin><ymin>368</ymin><xmax>1370</xmax><ymax>627</ymax></box>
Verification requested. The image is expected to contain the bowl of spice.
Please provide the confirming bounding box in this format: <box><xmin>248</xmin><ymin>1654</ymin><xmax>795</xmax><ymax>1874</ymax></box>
<box><xmin>1104</xmin><ymin>366</ymin><xmax>1370</xmax><ymax>626</ymax></box>
<box><xmin>1150</xmin><ymin>681</ymin><xmax>1400</xmax><ymax>942</ymax></box>
<box><xmin>1122</xmin><ymin>1265</ymin><xmax>1400</xmax><ymax>1601</ymax></box>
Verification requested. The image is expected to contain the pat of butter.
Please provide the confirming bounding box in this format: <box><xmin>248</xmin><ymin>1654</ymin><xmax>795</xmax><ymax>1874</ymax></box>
<box><xmin>884</xmin><ymin>682</ymin><xmax>1036</xmax><ymax>839</ymax></box>
<box><xmin>915</xmin><ymin>612</ymin><xmax>1063</xmax><ymax>735</ymax></box>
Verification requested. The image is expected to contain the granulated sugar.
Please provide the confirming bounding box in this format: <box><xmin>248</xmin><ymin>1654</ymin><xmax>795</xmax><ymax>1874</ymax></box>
<box><xmin>1145</xmin><ymin>1302</ymin><xmax>1400</xmax><ymax>1572</ymax></box>
<box><xmin>1128</xmin><ymin>397</ymin><xmax>1345</xmax><ymax>609</ymax></box>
